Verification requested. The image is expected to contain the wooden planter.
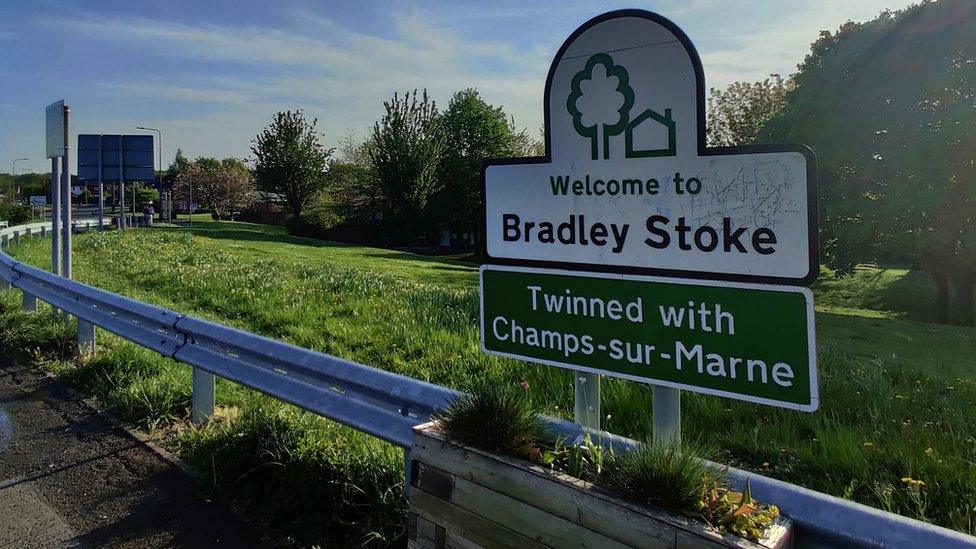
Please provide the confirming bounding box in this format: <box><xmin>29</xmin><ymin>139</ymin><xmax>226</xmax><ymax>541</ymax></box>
<box><xmin>408</xmin><ymin>422</ymin><xmax>792</xmax><ymax>549</ymax></box>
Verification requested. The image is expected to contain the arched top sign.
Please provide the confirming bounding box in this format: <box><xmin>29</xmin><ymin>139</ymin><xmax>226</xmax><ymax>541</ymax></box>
<box><xmin>545</xmin><ymin>10</ymin><xmax>704</xmax><ymax>162</ymax></box>
<box><xmin>483</xmin><ymin>9</ymin><xmax>818</xmax><ymax>286</ymax></box>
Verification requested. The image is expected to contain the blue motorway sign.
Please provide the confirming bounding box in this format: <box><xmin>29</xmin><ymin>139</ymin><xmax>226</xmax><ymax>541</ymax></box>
<box><xmin>77</xmin><ymin>134</ymin><xmax>155</xmax><ymax>182</ymax></box>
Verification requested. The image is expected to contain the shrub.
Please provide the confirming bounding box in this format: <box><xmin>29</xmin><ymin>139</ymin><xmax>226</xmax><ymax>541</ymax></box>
<box><xmin>0</xmin><ymin>203</ymin><xmax>31</xmax><ymax>225</ymax></box>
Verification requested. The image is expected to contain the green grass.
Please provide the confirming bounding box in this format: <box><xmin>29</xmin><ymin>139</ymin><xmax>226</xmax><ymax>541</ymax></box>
<box><xmin>812</xmin><ymin>264</ymin><xmax>939</xmax><ymax>321</ymax></box>
<box><xmin>0</xmin><ymin>293</ymin><xmax>407</xmax><ymax>547</ymax></box>
<box><xmin>3</xmin><ymin>220</ymin><xmax>976</xmax><ymax>538</ymax></box>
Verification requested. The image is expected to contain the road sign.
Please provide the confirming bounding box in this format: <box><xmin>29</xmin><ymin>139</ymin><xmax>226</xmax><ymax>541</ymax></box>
<box><xmin>77</xmin><ymin>134</ymin><xmax>155</xmax><ymax>182</ymax></box>
<box><xmin>29</xmin><ymin>195</ymin><xmax>47</xmax><ymax>206</ymax></box>
<box><xmin>45</xmin><ymin>100</ymin><xmax>65</xmax><ymax>158</ymax></box>
<box><xmin>481</xmin><ymin>265</ymin><xmax>818</xmax><ymax>411</ymax></box>
<box><xmin>483</xmin><ymin>10</ymin><xmax>817</xmax><ymax>286</ymax></box>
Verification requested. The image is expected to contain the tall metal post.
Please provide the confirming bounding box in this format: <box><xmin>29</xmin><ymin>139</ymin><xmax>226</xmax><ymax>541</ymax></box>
<box><xmin>11</xmin><ymin>157</ymin><xmax>29</xmax><ymax>199</ymax></box>
<box><xmin>574</xmin><ymin>371</ymin><xmax>601</xmax><ymax>430</ymax></box>
<box><xmin>652</xmin><ymin>386</ymin><xmax>681</xmax><ymax>445</ymax></box>
<box><xmin>118</xmin><ymin>144</ymin><xmax>125</xmax><ymax>230</ymax></box>
<box><xmin>51</xmin><ymin>157</ymin><xmax>61</xmax><ymax>275</ymax></box>
<box><xmin>136</xmin><ymin>126</ymin><xmax>162</xmax><ymax>223</ymax></box>
<box><xmin>60</xmin><ymin>105</ymin><xmax>72</xmax><ymax>280</ymax></box>
<box><xmin>98</xmin><ymin>135</ymin><xmax>104</xmax><ymax>230</ymax></box>
<box><xmin>191</xmin><ymin>368</ymin><xmax>215</xmax><ymax>424</ymax></box>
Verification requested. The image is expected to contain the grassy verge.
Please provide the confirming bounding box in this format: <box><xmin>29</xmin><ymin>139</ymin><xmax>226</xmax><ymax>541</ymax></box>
<box><xmin>0</xmin><ymin>293</ymin><xmax>407</xmax><ymax>546</ymax></box>
<box><xmin>3</xmin><ymin>221</ymin><xmax>976</xmax><ymax>536</ymax></box>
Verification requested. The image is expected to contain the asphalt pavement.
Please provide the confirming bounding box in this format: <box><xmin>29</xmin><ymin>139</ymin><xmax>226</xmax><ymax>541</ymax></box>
<box><xmin>0</xmin><ymin>359</ymin><xmax>272</xmax><ymax>548</ymax></box>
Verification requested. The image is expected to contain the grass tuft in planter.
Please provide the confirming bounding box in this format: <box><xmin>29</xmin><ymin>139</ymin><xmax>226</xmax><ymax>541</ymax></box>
<box><xmin>601</xmin><ymin>441</ymin><xmax>720</xmax><ymax>515</ymax></box>
<box><xmin>424</xmin><ymin>384</ymin><xmax>788</xmax><ymax>546</ymax></box>
<box><xmin>435</xmin><ymin>383</ymin><xmax>545</xmax><ymax>455</ymax></box>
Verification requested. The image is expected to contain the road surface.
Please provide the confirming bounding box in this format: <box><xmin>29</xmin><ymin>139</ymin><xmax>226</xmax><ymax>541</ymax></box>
<box><xmin>0</xmin><ymin>359</ymin><xmax>272</xmax><ymax>548</ymax></box>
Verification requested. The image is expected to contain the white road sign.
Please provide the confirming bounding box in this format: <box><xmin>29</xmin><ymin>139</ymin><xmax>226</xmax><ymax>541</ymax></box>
<box><xmin>483</xmin><ymin>11</ymin><xmax>817</xmax><ymax>285</ymax></box>
<box><xmin>46</xmin><ymin>100</ymin><xmax>65</xmax><ymax>159</ymax></box>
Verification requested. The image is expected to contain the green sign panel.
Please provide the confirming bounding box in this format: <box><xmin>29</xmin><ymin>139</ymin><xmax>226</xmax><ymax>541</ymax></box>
<box><xmin>481</xmin><ymin>265</ymin><xmax>818</xmax><ymax>411</ymax></box>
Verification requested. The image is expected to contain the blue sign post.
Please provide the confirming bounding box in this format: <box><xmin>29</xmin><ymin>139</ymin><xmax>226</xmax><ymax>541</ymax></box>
<box><xmin>78</xmin><ymin>134</ymin><xmax>155</xmax><ymax>229</ymax></box>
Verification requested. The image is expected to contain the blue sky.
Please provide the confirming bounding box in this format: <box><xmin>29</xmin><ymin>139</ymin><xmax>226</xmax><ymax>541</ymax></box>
<box><xmin>0</xmin><ymin>0</ymin><xmax>914</xmax><ymax>174</ymax></box>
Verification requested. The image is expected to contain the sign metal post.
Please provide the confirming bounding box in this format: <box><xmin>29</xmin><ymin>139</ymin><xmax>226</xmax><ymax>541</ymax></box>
<box><xmin>51</xmin><ymin>157</ymin><xmax>60</xmax><ymax>274</ymax></box>
<box><xmin>46</xmin><ymin>100</ymin><xmax>65</xmax><ymax>276</ymax></box>
<box><xmin>652</xmin><ymin>386</ymin><xmax>680</xmax><ymax>444</ymax></box>
<box><xmin>119</xmin><ymin>146</ymin><xmax>125</xmax><ymax>229</ymax></box>
<box><xmin>61</xmin><ymin>104</ymin><xmax>72</xmax><ymax>280</ymax></box>
<box><xmin>478</xmin><ymin>10</ymin><xmax>820</xmax><ymax>442</ymax></box>
<box><xmin>98</xmin><ymin>135</ymin><xmax>104</xmax><ymax>230</ymax></box>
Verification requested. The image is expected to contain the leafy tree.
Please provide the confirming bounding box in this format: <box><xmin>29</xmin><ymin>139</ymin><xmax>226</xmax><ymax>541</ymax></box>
<box><xmin>435</xmin><ymin>89</ymin><xmax>529</xmax><ymax>242</ymax></box>
<box><xmin>167</xmin><ymin>148</ymin><xmax>191</xmax><ymax>176</ymax></box>
<box><xmin>762</xmin><ymin>0</ymin><xmax>976</xmax><ymax>324</ymax></box>
<box><xmin>568</xmin><ymin>54</ymin><xmax>634</xmax><ymax>159</ymax></box>
<box><xmin>0</xmin><ymin>203</ymin><xmax>31</xmax><ymax>224</ymax></box>
<box><xmin>0</xmin><ymin>172</ymin><xmax>50</xmax><ymax>202</ymax></box>
<box><xmin>706</xmin><ymin>74</ymin><xmax>793</xmax><ymax>146</ymax></box>
<box><xmin>305</xmin><ymin>159</ymin><xmax>379</xmax><ymax>231</ymax></box>
<box><xmin>369</xmin><ymin>89</ymin><xmax>446</xmax><ymax>244</ymax></box>
<box><xmin>251</xmin><ymin>110</ymin><xmax>333</xmax><ymax>217</ymax></box>
<box><xmin>130</xmin><ymin>183</ymin><xmax>160</xmax><ymax>205</ymax></box>
<box><xmin>173</xmin><ymin>157</ymin><xmax>257</xmax><ymax>220</ymax></box>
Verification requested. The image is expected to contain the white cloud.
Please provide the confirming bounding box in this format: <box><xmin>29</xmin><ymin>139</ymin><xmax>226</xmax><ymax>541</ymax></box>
<box><xmin>50</xmin><ymin>9</ymin><xmax>550</xmax><ymax>159</ymax></box>
<box><xmin>24</xmin><ymin>1</ymin><xmax>916</xmax><ymax>165</ymax></box>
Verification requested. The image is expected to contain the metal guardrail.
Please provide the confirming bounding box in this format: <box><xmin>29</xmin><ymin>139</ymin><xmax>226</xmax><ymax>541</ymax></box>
<box><xmin>170</xmin><ymin>316</ymin><xmax>456</xmax><ymax>446</ymax></box>
<box><xmin>0</xmin><ymin>221</ymin><xmax>973</xmax><ymax>548</ymax></box>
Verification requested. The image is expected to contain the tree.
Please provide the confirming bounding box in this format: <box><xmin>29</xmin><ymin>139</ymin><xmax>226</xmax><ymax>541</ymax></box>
<box><xmin>173</xmin><ymin>157</ymin><xmax>257</xmax><ymax>220</ymax></box>
<box><xmin>762</xmin><ymin>0</ymin><xmax>976</xmax><ymax>324</ymax></box>
<box><xmin>251</xmin><ymin>110</ymin><xmax>332</xmax><ymax>217</ymax></box>
<box><xmin>130</xmin><ymin>183</ymin><xmax>160</xmax><ymax>205</ymax></box>
<box><xmin>568</xmin><ymin>53</ymin><xmax>634</xmax><ymax>159</ymax></box>
<box><xmin>305</xmin><ymin>158</ymin><xmax>379</xmax><ymax>231</ymax></box>
<box><xmin>369</xmin><ymin>89</ymin><xmax>446</xmax><ymax>244</ymax></box>
<box><xmin>167</xmin><ymin>148</ymin><xmax>191</xmax><ymax>176</ymax></box>
<box><xmin>706</xmin><ymin>75</ymin><xmax>793</xmax><ymax>146</ymax></box>
<box><xmin>435</xmin><ymin>88</ymin><xmax>528</xmax><ymax>243</ymax></box>
<box><xmin>0</xmin><ymin>172</ymin><xmax>50</xmax><ymax>202</ymax></box>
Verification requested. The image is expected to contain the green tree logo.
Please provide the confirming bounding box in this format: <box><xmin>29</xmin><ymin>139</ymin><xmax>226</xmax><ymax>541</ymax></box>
<box><xmin>568</xmin><ymin>53</ymin><xmax>635</xmax><ymax>160</ymax></box>
<box><xmin>567</xmin><ymin>53</ymin><xmax>677</xmax><ymax>160</ymax></box>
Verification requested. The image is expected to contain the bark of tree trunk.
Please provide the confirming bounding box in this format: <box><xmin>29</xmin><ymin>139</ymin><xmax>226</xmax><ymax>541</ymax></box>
<box><xmin>951</xmin><ymin>255</ymin><xmax>976</xmax><ymax>326</ymax></box>
<box><xmin>930</xmin><ymin>252</ymin><xmax>951</xmax><ymax>324</ymax></box>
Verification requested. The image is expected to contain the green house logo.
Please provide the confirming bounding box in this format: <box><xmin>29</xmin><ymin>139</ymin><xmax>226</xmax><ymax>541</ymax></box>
<box><xmin>567</xmin><ymin>53</ymin><xmax>676</xmax><ymax>160</ymax></box>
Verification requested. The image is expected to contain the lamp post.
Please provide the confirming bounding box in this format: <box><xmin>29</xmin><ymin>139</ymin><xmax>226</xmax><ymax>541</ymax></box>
<box><xmin>10</xmin><ymin>157</ymin><xmax>28</xmax><ymax>201</ymax></box>
<box><xmin>136</xmin><ymin>126</ymin><xmax>163</xmax><ymax>223</ymax></box>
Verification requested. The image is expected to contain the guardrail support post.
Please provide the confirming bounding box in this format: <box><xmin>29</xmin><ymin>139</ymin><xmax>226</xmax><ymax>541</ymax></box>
<box><xmin>191</xmin><ymin>368</ymin><xmax>215</xmax><ymax>424</ymax></box>
<box><xmin>574</xmin><ymin>371</ymin><xmax>601</xmax><ymax>431</ymax></box>
<box><xmin>77</xmin><ymin>319</ymin><xmax>96</xmax><ymax>355</ymax></box>
<box><xmin>13</xmin><ymin>231</ymin><xmax>20</xmax><ymax>246</ymax></box>
<box><xmin>652</xmin><ymin>386</ymin><xmax>681</xmax><ymax>445</ymax></box>
<box><xmin>41</xmin><ymin>226</ymin><xmax>47</xmax><ymax>237</ymax></box>
<box><xmin>22</xmin><ymin>292</ymin><xmax>37</xmax><ymax>312</ymax></box>
<box><xmin>1</xmin><ymin>234</ymin><xmax>8</xmax><ymax>249</ymax></box>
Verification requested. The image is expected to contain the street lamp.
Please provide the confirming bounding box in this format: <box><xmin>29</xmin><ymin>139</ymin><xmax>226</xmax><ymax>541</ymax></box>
<box><xmin>10</xmin><ymin>157</ymin><xmax>28</xmax><ymax>200</ymax></box>
<box><xmin>136</xmin><ymin>126</ymin><xmax>164</xmax><ymax>223</ymax></box>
